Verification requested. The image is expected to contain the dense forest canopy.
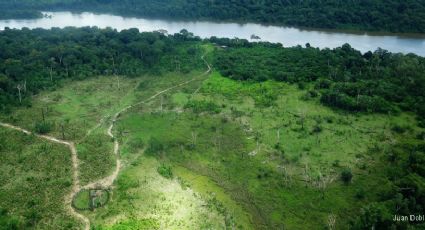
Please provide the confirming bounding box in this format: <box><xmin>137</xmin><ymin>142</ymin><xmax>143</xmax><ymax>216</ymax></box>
<box><xmin>1</xmin><ymin>0</ymin><xmax>425</xmax><ymax>33</ymax></box>
<box><xmin>212</xmin><ymin>38</ymin><xmax>425</xmax><ymax>126</ymax></box>
<box><xmin>0</xmin><ymin>27</ymin><xmax>202</xmax><ymax>112</ymax></box>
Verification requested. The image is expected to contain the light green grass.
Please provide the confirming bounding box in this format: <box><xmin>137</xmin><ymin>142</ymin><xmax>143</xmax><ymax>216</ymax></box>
<box><xmin>0</xmin><ymin>76</ymin><xmax>140</xmax><ymax>141</ymax></box>
<box><xmin>88</xmin><ymin>156</ymin><xmax>228</xmax><ymax>229</ymax></box>
<box><xmin>73</xmin><ymin>190</ymin><xmax>90</xmax><ymax>210</ymax></box>
<box><xmin>0</xmin><ymin>128</ymin><xmax>78</xmax><ymax>229</ymax></box>
<box><xmin>174</xmin><ymin>166</ymin><xmax>254</xmax><ymax>229</ymax></box>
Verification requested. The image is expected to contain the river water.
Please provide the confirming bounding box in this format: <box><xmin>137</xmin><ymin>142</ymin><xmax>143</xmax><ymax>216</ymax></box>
<box><xmin>1</xmin><ymin>11</ymin><xmax>425</xmax><ymax>56</ymax></box>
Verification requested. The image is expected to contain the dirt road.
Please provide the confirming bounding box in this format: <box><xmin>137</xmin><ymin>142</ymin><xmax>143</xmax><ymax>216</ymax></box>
<box><xmin>0</xmin><ymin>55</ymin><xmax>211</xmax><ymax>230</ymax></box>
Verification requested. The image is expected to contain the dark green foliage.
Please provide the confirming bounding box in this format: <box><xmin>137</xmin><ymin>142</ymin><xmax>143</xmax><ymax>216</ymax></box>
<box><xmin>355</xmin><ymin>188</ymin><xmax>366</xmax><ymax>200</ymax></box>
<box><xmin>213</xmin><ymin>41</ymin><xmax>425</xmax><ymax>120</ymax></box>
<box><xmin>0</xmin><ymin>209</ymin><xmax>22</xmax><ymax>230</ymax></box>
<box><xmin>2</xmin><ymin>0</ymin><xmax>425</xmax><ymax>32</ymax></box>
<box><xmin>146</xmin><ymin>137</ymin><xmax>164</xmax><ymax>155</ymax></box>
<box><xmin>34</xmin><ymin>121</ymin><xmax>52</xmax><ymax>134</ymax></box>
<box><xmin>312</xmin><ymin>124</ymin><xmax>323</xmax><ymax>134</ymax></box>
<box><xmin>0</xmin><ymin>27</ymin><xmax>203</xmax><ymax>112</ymax></box>
<box><xmin>185</xmin><ymin>100</ymin><xmax>221</xmax><ymax>114</ymax></box>
<box><xmin>350</xmin><ymin>141</ymin><xmax>425</xmax><ymax>229</ymax></box>
<box><xmin>391</xmin><ymin>124</ymin><xmax>407</xmax><ymax>134</ymax></box>
<box><xmin>352</xmin><ymin>203</ymin><xmax>393</xmax><ymax>230</ymax></box>
<box><xmin>157</xmin><ymin>164</ymin><xmax>173</xmax><ymax>179</ymax></box>
<box><xmin>116</xmin><ymin>174</ymin><xmax>139</xmax><ymax>191</ymax></box>
<box><xmin>127</xmin><ymin>137</ymin><xmax>144</xmax><ymax>152</ymax></box>
<box><xmin>341</xmin><ymin>168</ymin><xmax>353</xmax><ymax>184</ymax></box>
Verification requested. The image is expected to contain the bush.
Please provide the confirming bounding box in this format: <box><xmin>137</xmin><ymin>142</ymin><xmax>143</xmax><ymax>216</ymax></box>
<box><xmin>0</xmin><ymin>209</ymin><xmax>21</xmax><ymax>230</ymax></box>
<box><xmin>146</xmin><ymin>137</ymin><xmax>164</xmax><ymax>155</ymax></box>
<box><xmin>308</xmin><ymin>90</ymin><xmax>319</xmax><ymax>98</ymax></box>
<box><xmin>157</xmin><ymin>164</ymin><xmax>173</xmax><ymax>179</ymax></box>
<box><xmin>184</xmin><ymin>100</ymin><xmax>221</xmax><ymax>114</ymax></box>
<box><xmin>34</xmin><ymin>121</ymin><xmax>52</xmax><ymax>134</ymax></box>
<box><xmin>128</xmin><ymin>137</ymin><xmax>144</xmax><ymax>151</ymax></box>
<box><xmin>312</xmin><ymin>124</ymin><xmax>323</xmax><ymax>134</ymax></box>
<box><xmin>332</xmin><ymin>160</ymin><xmax>340</xmax><ymax>167</ymax></box>
<box><xmin>341</xmin><ymin>168</ymin><xmax>353</xmax><ymax>184</ymax></box>
<box><xmin>417</xmin><ymin>132</ymin><xmax>425</xmax><ymax>140</ymax></box>
<box><xmin>391</xmin><ymin>125</ymin><xmax>406</xmax><ymax>134</ymax></box>
<box><xmin>355</xmin><ymin>188</ymin><xmax>366</xmax><ymax>200</ymax></box>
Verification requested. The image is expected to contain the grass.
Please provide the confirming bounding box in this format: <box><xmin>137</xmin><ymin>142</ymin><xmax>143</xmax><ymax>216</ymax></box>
<box><xmin>0</xmin><ymin>128</ymin><xmax>78</xmax><ymax>229</ymax></box>
<box><xmin>108</xmin><ymin>71</ymin><xmax>422</xmax><ymax>229</ymax></box>
<box><xmin>1</xmin><ymin>56</ymin><xmax>422</xmax><ymax>229</ymax></box>
<box><xmin>0</xmin><ymin>76</ymin><xmax>140</xmax><ymax>141</ymax></box>
<box><xmin>100</xmin><ymin>218</ymin><xmax>160</xmax><ymax>230</ymax></box>
<box><xmin>0</xmin><ymin>69</ymin><xmax>211</xmax><ymax>229</ymax></box>
<box><xmin>174</xmin><ymin>166</ymin><xmax>254</xmax><ymax>230</ymax></box>
<box><xmin>73</xmin><ymin>190</ymin><xmax>90</xmax><ymax>210</ymax></box>
<box><xmin>87</xmin><ymin>156</ymin><xmax>228</xmax><ymax>229</ymax></box>
<box><xmin>77</xmin><ymin>128</ymin><xmax>115</xmax><ymax>184</ymax></box>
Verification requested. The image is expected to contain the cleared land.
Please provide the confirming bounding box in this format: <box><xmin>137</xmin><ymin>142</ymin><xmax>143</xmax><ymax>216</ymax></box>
<box><xmin>0</xmin><ymin>128</ymin><xmax>77</xmax><ymax>229</ymax></box>
<box><xmin>1</xmin><ymin>50</ymin><xmax>423</xmax><ymax>229</ymax></box>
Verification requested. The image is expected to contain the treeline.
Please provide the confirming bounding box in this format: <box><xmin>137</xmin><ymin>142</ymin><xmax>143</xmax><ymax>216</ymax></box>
<box><xmin>0</xmin><ymin>10</ymin><xmax>41</xmax><ymax>20</ymax></box>
<box><xmin>0</xmin><ymin>1</ymin><xmax>42</xmax><ymax>19</ymax></box>
<box><xmin>2</xmin><ymin>0</ymin><xmax>425</xmax><ymax>33</ymax></box>
<box><xmin>0</xmin><ymin>27</ymin><xmax>203</xmax><ymax>112</ymax></box>
<box><xmin>212</xmin><ymin>38</ymin><xmax>425</xmax><ymax>126</ymax></box>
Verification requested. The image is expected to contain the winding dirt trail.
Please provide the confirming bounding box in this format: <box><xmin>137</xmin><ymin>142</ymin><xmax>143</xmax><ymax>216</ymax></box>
<box><xmin>0</xmin><ymin>55</ymin><xmax>211</xmax><ymax>230</ymax></box>
<box><xmin>81</xmin><ymin>55</ymin><xmax>211</xmax><ymax>191</ymax></box>
<box><xmin>0</xmin><ymin>122</ymin><xmax>90</xmax><ymax>229</ymax></box>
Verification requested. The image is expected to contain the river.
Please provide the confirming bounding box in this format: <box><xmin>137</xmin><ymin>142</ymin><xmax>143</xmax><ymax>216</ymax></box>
<box><xmin>1</xmin><ymin>11</ymin><xmax>425</xmax><ymax>56</ymax></box>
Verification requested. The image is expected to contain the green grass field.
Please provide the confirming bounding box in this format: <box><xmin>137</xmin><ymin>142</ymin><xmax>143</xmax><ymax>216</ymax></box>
<box><xmin>106</xmin><ymin>71</ymin><xmax>422</xmax><ymax>229</ymax></box>
<box><xmin>0</xmin><ymin>128</ymin><xmax>78</xmax><ymax>229</ymax></box>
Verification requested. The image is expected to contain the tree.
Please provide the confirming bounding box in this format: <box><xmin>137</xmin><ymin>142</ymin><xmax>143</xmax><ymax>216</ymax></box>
<box><xmin>16</xmin><ymin>84</ymin><xmax>23</xmax><ymax>103</ymax></box>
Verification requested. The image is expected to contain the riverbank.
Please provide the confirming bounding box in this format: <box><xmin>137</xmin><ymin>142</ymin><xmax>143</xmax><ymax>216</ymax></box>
<box><xmin>1</xmin><ymin>11</ymin><xmax>425</xmax><ymax>56</ymax></box>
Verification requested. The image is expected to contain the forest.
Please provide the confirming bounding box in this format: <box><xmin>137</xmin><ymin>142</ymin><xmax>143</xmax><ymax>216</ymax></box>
<box><xmin>1</xmin><ymin>0</ymin><xmax>425</xmax><ymax>33</ymax></box>
<box><xmin>0</xmin><ymin>27</ymin><xmax>201</xmax><ymax>113</ymax></box>
<box><xmin>212</xmin><ymin>38</ymin><xmax>425</xmax><ymax>126</ymax></box>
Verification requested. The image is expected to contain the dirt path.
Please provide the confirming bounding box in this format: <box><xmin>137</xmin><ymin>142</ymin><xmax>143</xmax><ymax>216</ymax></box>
<box><xmin>0</xmin><ymin>122</ymin><xmax>90</xmax><ymax>230</ymax></box>
<box><xmin>0</xmin><ymin>55</ymin><xmax>211</xmax><ymax>230</ymax></box>
<box><xmin>81</xmin><ymin>55</ymin><xmax>211</xmax><ymax>191</ymax></box>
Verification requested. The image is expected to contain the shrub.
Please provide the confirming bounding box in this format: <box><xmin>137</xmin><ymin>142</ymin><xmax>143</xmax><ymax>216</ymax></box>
<box><xmin>308</xmin><ymin>90</ymin><xmax>319</xmax><ymax>98</ymax></box>
<box><xmin>391</xmin><ymin>124</ymin><xmax>406</xmax><ymax>134</ymax></box>
<box><xmin>417</xmin><ymin>132</ymin><xmax>425</xmax><ymax>140</ymax></box>
<box><xmin>312</xmin><ymin>124</ymin><xmax>323</xmax><ymax>133</ymax></box>
<box><xmin>355</xmin><ymin>188</ymin><xmax>366</xmax><ymax>200</ymax></box>
<box><xmin>332</xmin><ymin>160</ymin><xmax>340</xmax><ymax>167</ymax></box>
<box><xmin>34</xmin><ymin>121</ymin><xmax>52</xmax><ymax>134</ymax></box>
<box><xmin>341</xmin><ymin>168</ymin><xmax>353</xmax><ymax>184</ymax></box>
<box><xmin>157</xmin><ymin>164</ymin><xmax>173</xmax><ymax>179</ymax></box>
<box><xmin>0</xmin><ymin>209</ymin><xmax>21</xmax><ymax>230</ymax></box>
<box><xmin>297</xmin><ymin>82</ymin><xmax>306</xmax><ymax>90</ymax></box>
<box><xmin>184</xmin><ymin>100</ymin><xmax>221</xmax><ymax>114</ymax></box>
<box><xmin>146</xmin><ymin>137</ymin><xmax>164</xmax><ymax>155</ymax></box>
<box><xmin>128</xmin><ymin>137</ymin><xmax>144</xmax><ymax>151</ymax></box>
